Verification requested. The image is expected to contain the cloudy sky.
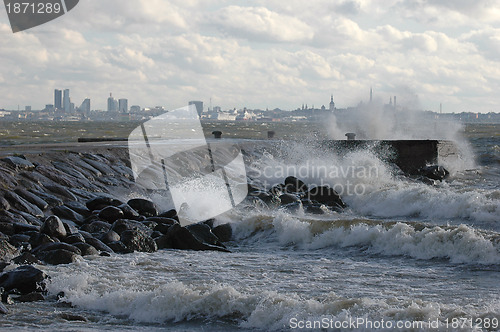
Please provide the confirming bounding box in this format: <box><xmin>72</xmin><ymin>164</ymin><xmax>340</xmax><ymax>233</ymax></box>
<box><xmin>1</xmin><ymin>0</ymin><xmax>500</xmax><ymax>112</ymax></box>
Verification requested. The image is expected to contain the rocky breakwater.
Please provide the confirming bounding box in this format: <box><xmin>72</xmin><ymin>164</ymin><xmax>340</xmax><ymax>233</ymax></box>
<box><xmin>0</xmin><ymin>147</ymin><xmax>234</xmax><ymax>314</ymax></box>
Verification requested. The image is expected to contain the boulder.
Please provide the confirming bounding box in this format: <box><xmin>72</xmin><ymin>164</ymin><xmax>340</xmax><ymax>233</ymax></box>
<box><xmin>44</xmin><ymin>184</ymin><xmax>78</xmax><ymax>201</ymax></box>
<box><xmin>98</xmin><ymin>206</ymin><xmax>124</xmax><ymax>223</ymax></box>
<box><xmin>186</xmin><ymin>223</ymin><xmax>224</xmax><ymax>247</ymax></box>
<box><xmin>157</xmin><ymin>209</ymin><xmax>179</xmax><ymax>221</ymax></box>
<box><xmin>32</xmin><ymin>242</ymin><xmax>82</xmax><ymax>256</ymax></box>
<box><xmin>15</xmin><ymin>292</ymin><xmax>45</xmax><ymax>302</ymax></box>
<box><xmin>12</xmin><ymin>252</ymin><xmax>42</xmax><ymax>265</ymax></box>
<box><xmin>85</xmin><ymin>237</ymin><xmax>113</xmax><ymax>253</ymax></box>
<box><xmin>418</xmin><ymin>165</ymin><xmax>450</xmax><ymax>181</ymax></box>
<box><xmin>279</xmin><ymin>193</ymin><xmax>301</xmax><ymax>205</ymax></box>
<box><xmin>127</xmin><ymin>198</ymin><xmax>158</xmax><ymax>217</ymax></box>
<box><xmin>0</xmin><ymin>197</ymin><xmax>10</xmax><ymax>211</ymax></box>
<box><xmin>306</xmin><ymin>185</ymin><xmax>346</xmax><ymax>209</ymax></box>
<box><xmin>86</xmin><ymin>196</ymin><xmax>123</xmax><ymax>211</ymax></box>
<box><xmin>163</xmin><ymin>224</ymin><xmax>229</xmax><ymax>252</ymax></box>
<box><xmin>0</xmin><ymin>238</ymin><xmax>18</xmax><ymax>261</ymax></box>
<box><xmin>1</xmin><ymin>156</ymin><xmax>35</xmax><ymax>171</ymax></box>
<box><xmin>40</xmin><ymin>216</ymin><xmax>67</xmax><ymax>239</ymax></box>
<box><xmin>72</xmin><ymin>242</ymin><xmax>99</xmax><ymax>256</ymax></box>
<box><xmin>111</xmin><ymin>219</ymin><xmax>152</xmax><ymax>236</ymax></box>
<box><xmin>3</xmin><ymin>191</ymin><xmax>43</xmax><ymax>217</ymax></box>
<box><xmin>0</xmin><ymin>265</ymin><xmax>47</xmax><ymax>294</ymax></box>
<box><xmin>212</xmin><ymin>223</ymin><xmax>233</xmax><ymax>242</ymax></box>
<box><xmin>99</xmin><ymin>230</ymin><xmax>120</xmax><ymax>244</ymax></box>
<box><xmin>63</xmin><ymin>201</ymin><xmax>92</xmax><ymax>218</ymax></box>
<box><xmin>284</xmin><ymin>176</ymin><xmax>308</xmax><ymax>193</ymax></box>
<box><xmin>40</xmin><ymin>249</ymin><xmax>80</xmax><ymax>265</ymax></box>
<box><xmin>14</xmin><ymin>188</ymin><xmax>49</xmax><ymax>210</ymax></box>
<box><xmin>64</xmin><ymin>233</ymin><xmax>86</xmax><ymax>244</ymax></box>
<box><xmin>28</xmin><ymin>190</ymin><xmax>63</xmax><ymax>207</ymax></box>
<box><xmin>117</xmin><ymin>203</ymin><xmax>140</xmax><ymax>219</ymax></box>
<box><xmin>83</xmin><ymin>221</ymin><xmax>111</xmax><ymax>234</ymax></box>
<box><xmin>52</xmin><ymin>206</ymin><xmax>85</xmax><ymax>225</ymax></box>
<box><xmin>120</xmin><ymin>229</ymin><xmax>157</xmax><ymax>253</ymax></box>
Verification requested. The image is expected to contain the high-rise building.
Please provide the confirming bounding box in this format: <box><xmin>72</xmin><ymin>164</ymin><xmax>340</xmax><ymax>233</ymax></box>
<box><xmin>54</xmin><ymin>89</ymin><xmax>62</xmax><ymax>110</ymax></box>
<box><xmin>329</xmin><ymin>94</ymin><xmax>335</xmax><ymax>111</ymax></box>
<box><xmin>189</xmin><ymin>101</ymin><xmax>203</xmax><ymax>116</ymax></box>
<box><xmin>79</xmin><ymin>98</ymin><xmax>91</xmax><ymax>114</ymax></box>
<box><xmin>63</xmin><ymin>89</ymin><xmax>70</xmax><ymax>113</ymax></box>
<box><xmin>118</xmin><ymin>98</ymin><xmax>128</xmax><ymax>113</ymax></box>
<box><xmin>107</xmin><ymin>93</ymin><xmax>117</xmax><ymax>112</ymax></box>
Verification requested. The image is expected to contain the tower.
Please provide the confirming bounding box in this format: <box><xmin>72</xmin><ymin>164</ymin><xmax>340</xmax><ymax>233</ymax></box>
<box><xmin>107</xmin><ymin>93</ymin><xmax>117</xmax><ymax>112</ymax></box>
<box><xmin>63</xmin><ymin>89</ymin><xmax>70</xmax><ymax>113</ymax></box>
<box><xmin>54</xmin><ymin>89</ymin><xmax>62</xmax><ymax>110</ymax></box>
<box><xmin>188</xmin><ymin>101</ymin><xmax>204</xmax><ymax>117</ymax></box>
<box><xmin>329</xmin><ymin>94</ymin><xmax>335</xmax><ymax>111</ymax></box>
<box><xmin>119</xmin><ymin>99</ymin><xmax>128</xmax><ymax>113</ymax></box>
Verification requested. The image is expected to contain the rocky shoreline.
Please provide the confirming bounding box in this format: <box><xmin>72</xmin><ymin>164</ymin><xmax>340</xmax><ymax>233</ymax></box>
<box><xmin>0</xmin><ymin>143</ymin><xmax>447</xmax><ymax>316</ymax></box>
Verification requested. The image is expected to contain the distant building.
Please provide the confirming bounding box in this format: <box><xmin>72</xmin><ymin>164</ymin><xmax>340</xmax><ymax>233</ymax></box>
<box><xmin>54</xmin><ymin>89</ymin><xmax>62</xmax><ymax>110</ymax></box>
<box><xmin>189</xmin><ymin>100</ymin><xmax>203</xmax><ymax>116</ymax></box>
<box><xmin>79</xmin><ymin>98</ymin><xmax>91</xmax><ymax>114</ymax></box>
<box><xmin>107</xmin><ymin>93</ymin><xmax>117</xmax><ymax>112</ymax></box>
<box><xmin>213</xmin><ymin>106</ymin><xmax>221</xmax><ymax>112</ymax></box>
<box><xmin>130</xmin><ymin>105</ymin><xmax>141</xmax><ymax>113</ymax></box>
<box><xmin>118</xmin><ymin>98</ymin><xmax>128</xmax><ymax>113</ymax></box>
<box><xmin>329</xmin><ymin>95</ymin><xmax>335</xmax><ymax>111</ymax></box>
<box><xmin>63</xmin><ymin>89</ymin><xmax>70</xmax><ymax>113</ymax></box>
<box><xmin>25</xmin><ymin>106</ymin><xmax>31</xmax><ymax>112</ymax></box>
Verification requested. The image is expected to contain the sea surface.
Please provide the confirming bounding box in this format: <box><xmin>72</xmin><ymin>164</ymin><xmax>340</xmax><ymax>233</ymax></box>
<box><xmin>0</xmin><ymin>120</ymin><xmax>499</xmax><ymax>331</ymax></box>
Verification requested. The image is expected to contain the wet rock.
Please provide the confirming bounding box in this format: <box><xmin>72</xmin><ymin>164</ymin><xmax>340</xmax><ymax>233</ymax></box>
<box><xmin>40</xmin><ymin>249</ymin><xmax>80</xmax><ymax>265</ymax></box>
<box><xmin>0</xmin><ymin>197</ymin><xmax>10</xmax><ymax>211</ymax></box>
<box><xmin>72</xmin><ymin>242</ymin><xmax>99</xmax><ymax>256</ymax></box>
<box><xmin>107</xmin><ymin>241</ymin><xmax>128</xmax><ymax>253</ymax></box>
<box><xmin>74</xmin><ymin>159</ymin><xmax>102</xmax><ymax>177</ymax></box>
<box><xmin>0</xmin><ymin>265</ymin><xmax>47</xmax><ymax>294</ymax></box>
<box><xmin>15</xmin><ymin>211</ymin><xmax>42</xmax><ymax>226</ymax></box>
<box><xmin>15</xmin><ymin>292</ymin><xmax>45</xmax><ymax>302</ymax></box>
<box><xmin>52</xmin><ymin>206</ymin><xmax>85</xmax><ymax>225</ymax></box>
<box><xmin>30</xmin><ymin>233</ymin><xmax>57</xmax><ymax>248</ymax></box>
<box><xmin>13</xmin><ymin>222</ymin><xmax>40</xmax><ymax>234</ymax></box>
<box><xmin>62</xmin><ymin>220</ymin><xmax>79</xmax><ymax>235</ymax></box>
<box><xmin>28</xmin><ymin>190</ymin><xmax>63</xmax><ymax>207</ymax></box>
<box><xmin>86</xmin><ymin>196</ymin><xmax>123</xmax><ymax>211</ymax></box>
<box><xmin>120</xmin><ymin>229</ymin><xmax>157</xmax><ymax>253</ymax></box>
<box><xmin>33</xmin><ymin>242</ymin><xmax>82</xmax><ymax>256</ymax></box>
<box><xmin>82</xmin><ymin>158</ymin><xmax>115</xmax><ymax>176</ymax></box>
<box><xmin>0</xmin><ymin>223</ymin><xmax>15</xmax><ymax>236</ymax></box>
<box><xmin>280</xmin><ymin>201</ymin><xmax>303</xmax><ymax>213</ymax></box>
<box><xmin>85</xmin><ymin>237</ymin><xmax>113</xmax><ymax>253</ymax></box>
<box><xmin>418</xmin><ymin>165</ymin><xmax>450</xmax><ymax>181</ymax></box>
<box><xmin>0</xmin><ymin>238</ymin><xmax>18</xmax><ymax>260</ymax></box>
<box><xmin>155</xmin><ymin>233</ymin><xmax>173</xmax><ymax>249</ymax></box>
<box><xmin>212</xmin><ymin>223</ymin><xmax>233</xmax><ymax>242</ymax></box>
<box><xmin>52</xmin><ymin>161</ymin><xmax>90</xmax><ymax>179</ymax></box>
<box><xmin>44</xmin><ymin>184</ymin><xmax>77</xmax><ymax>201</ymax></box>
<box><xmin>163</xmin><ymin>224</ymin><xmax>230</xmax><ymax>252</ymax></box>
<box><xmin>59</xmin><ymin>312</ymin><xmax>88</xmax><ymax>322</ymax></box>
<box><xmin>84</xmin><ymin>221</ymin><xmax>111</xmax><ymax>234</ymax></box>
<box><xmin>306</xmin><ymin>185</ymin><xmax>346</xmax><ymax>209</ymax></box>
<box><xmin>256</xmin><ymin>192</ymin><xmax>281</xmax><ymax>207</ymax></box>
<box><xmin>3</xmin><ymin>191</ymin><xmax>43</xmax><ymax>217</ymax></box>
<box><xmin>186</xmin><ymin>223</ymin><xmax>224</xmax><ymax>247</ymax></box>
<box><xmin>35</xmin><ymin>166</ymin><xmax>82</xmax><ymax>188</ymax></box>
<box><xmin>12</xmin><ymin>252</ymin><xmax>42</xmax><ymax>265</ymax></box>
<box><xmin>0</xmin><ymin>302</ymin><xmax>8</xmax><ymax>314</ymax></box>
<box><xmin>152</xmin><ymin>218</ymin><xmax>178</xmax><ymax>234</ymax></box>
<box><xmin>279</xmin><ymin>193</ymin><xmax>301</xmax><ymax>205</ymax></box>
<box><xmin>127</xmin><ymin>198</ymin><xmax>158</xmax><ymax>217</ymax></box>
<box><xmin>64</xmin><ymin>233</ymin><xmax>86</xmax><ymax>244</ymax></box>
<box><xmin>157</xmin><ymin>209</ymin><xmax>179</xmax><ymax>221</ymax></box>
<box><xmin>118</xmin><ymin>203</ymin><xmax>140</xmax><ymax>219</ymax></box>
<box><xmin>9</xmin><ymin>234</ymin><xmax>31</xmax><ymax>247</ymax></box>
<box><xmin>284</xmin><ymin>176</ymin><xmax>308</xmax><ymax>193</ymax></box>
<box><xmin>0</xmin><ymin>209</ymin><xmax>27</xmax><ymax>224</ymax></box>
<box><xmin>111</xmin><ymin>219</ymin><xmax>153</xmax><ymax>236</ymax></box>
<box><xmin>0</xmin><ymin>167</ymin><xmax>17</xmax><ymax>189</ymax></box>
<box><xmin>151</xmin><ymin>231</ymin><xmax>163</xmax><ymax>239</ymax></box>
<box><xmin>98</xmin><ymin>206</ymin><xmax>124</xmax><ymax>223</ymax></box>
<box><xmin>1</xmin><ymin>156</ymin><xmax>35</xmax><ymax>171</ymax></box>
<box><xmin>63</xmin><ymin>201</ymin><xmax>92</xmax><ymax>218</ymax></box>
<box><xmin>304</xmin><ymin>203</ymin><xmax>327</xmax><ymax>215</ymax></box>
<box><xmin>14</xmin><ymin>188</ymin><xmax>49</xmax><ymax>210</ymax></box>
<box><xmin>40</xmin><ymin>216</ymin><xmax>67</xmax><ymax>239</ymax></box>
<box><xmin>99</xmin><ymin>230</ymin><xmax>120</xmax><ymax>244</ymax></box>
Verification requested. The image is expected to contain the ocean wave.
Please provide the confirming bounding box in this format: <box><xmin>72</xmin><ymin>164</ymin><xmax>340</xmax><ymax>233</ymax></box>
<box><xmin>230</xmin><ymin>215</ymin><xmax>500</xmax><ymax>265</ymax></box>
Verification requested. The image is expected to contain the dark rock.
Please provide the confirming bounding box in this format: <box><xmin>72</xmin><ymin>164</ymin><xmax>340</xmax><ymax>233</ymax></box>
<box><xmin>52</xmin><ymin>206</ymin><xmax>85</xmax><ymax>225</ymax></box>
<box><xmin>35</xmin><ymin>165</ymin><xmax>82</xmax><ymax>188</ymax></box>
<box><xmin>117</xmin><ymin>203</ymin><xmax>140</xmax><ymax>219</ymax></box>
<box><xmin>153</xmin><ymin>218</ymin><xmax>178</xmax><ymax>234</ymax></box>
<box><xmin>14</xmin><ymin>188</ymin><xmax>49</xmax><ymax>210</ymax></box>
<box><xmin>212</xmin><ymin>223</ymin><xmax>233</xmax><ymax>242</ymax></box>
<box><xmin>0</xmin><ymin>302</ymin><xmax>8</xmax><ymax>314</ymax></box>
<box><xmin>186</xmin><ymin>223</ymin><xmax>224</xmax><ymax>247</ymax></box>
<box><xmin>68</xmin><ymin>188</ymin><xmax>100</xmax><ymax>200</ymax></box>
<box><xmin>165</xmin><ymin>224</ymin><xmax>230</xmax><ymax>252</ymax></box>
<box><xmin>40</xmin><ymin>249</ymin><xmax>80</xmax><ymax>265</ymax></box>
<box><xmin>0</xmin><ymin>167</ymin><xmax>17</xmax><ymax>189</ymax></box>
<box><xmin>59</xmin><ymin>312</ymin><xmax>88</xmax><ymax>322</ymax></box>
<box><xmin>85</xmin><ymin>237</ymin><xmax>113</xmax><ymax>253</ymax></box>
<box><xmin>63</xmin><ymin>201</ymin><xmax>92</xmax><ymax>217</ymax></box>
<box><xmin>257</xmin><ymin>192</ymin><xmax>281</xmax><ymax>206</ymax></box>
<box><xmin>32</xmin><ymin>242</ymin><xmax>82</xmax><ymax>256</ymax></box>
<box><xmin>1</xmin><ymin>156</ymin><xmax>35</xmax><ymax>171</ymax></box>
<box><xmin>155</xmin><ymin>233</ymin><xmax>173</xmax><ymax>249</ymax></box>
<box><xmin>44</xmin><ymin>184</ymin><xmax>77</xmax><ymax>201</ymax></box>
<box><xmin>64</xmin><ymin>233</ymin><xmax>86</xmax><ymax>244</ymax></box>
<box><xmin>306</xmin><ymin>185</ymin><xmax>346</xmax><ymax>209</ymax></box>
<box><xmin>284</xmin><ymin>176</ymin><xmax>308</xmax><ymax>193</ymax></box>
<box><xmin>15</xmin><ymin>211</ymin><xmax>42</xmax><ymax>226</ymax></box>
<box><xmin>30</xmin><ymin>233</ymin><xmax>57</xmax><ymax>248</ymax></box>
<box><xmin>418</xmin><ymin>165</ymin><xmax>450</xmax><ymax>181</ymax></box>
<box><xmin>279</xmin><ymin>193</ymin><xmax>301</xmax><ymax>205</ymax></box>
<box><xmin>280</xmin><ymin>201</ymin><xmax>303</xmax><ymax>213</ymax></box>
<box><xmin>270</xmin><ymin>183</ymin><xmax>286</xmax><ymax>196</ymax></box>
<box><xmin>9</xmin><ymin>234</ymin><xmax>31</xmax><ymax>247</ymax></box>
<box><xmin>120</xmin><ymin>229</ymin><xmax>157</xmax><ymax>253</ymax></box>
<box><xmin>3</xmin><ymin>191</ymin><xmax>43</xmax><ymax>217</ymax></box>
<box><xmin>0</xmin><ymin>265</ymin><xmax>47</xmax><ymax>294</ymax></box>
<box><xmin>78</xmin><ymin>230</ymin><xmax>93</xmax><ymax>240</ymax></box>
<box><xmin>107</xmin><ymin>241</ymin><xmax>128</xmax><ymax>253</ymax></box>
<box><xmin>52</xmin><ymin>161</ymin><xmax>90</xmax><ymax>180</ymax></box>
<box><xmin>0</xmin><ymin>209</ymin><xmax>26</xmax><ymax>224</ymax></box>
<box><xmin>0</xmin><ymin>238</ymin><xmax>18</xmax><ymax>260</ymax></box>
<box><xmin>28</xmin><ymin>190</ymin><xmax>63</xmax><ymax>207</ymax></box>
<box><xmin>157</xmin><ymin>209</ymin><xmax>179</xmax><ymax>221</ymax></box>
<box><xmin>86</xmin><ymin>196</ymin><xmax>123</xmax><ymax>211</ymax></box>
<box><xmin>82</xmin><ymin>158</ymin><xmax>115</xmax><ymax>176</ymax></box>
<box><xmin>61</xmin><ymin>220</ymin><xmax>79</xmax><ymax>235</ymax></box>
<box><xmin>98</xmin><ymin>206</ymin><xmax>124</xmax><ymax>223</ymax></box>
<box><xmin>12</xmin><ymin>252</ymin><xmax>42</xmax><ymax>265</ymax></box>
<box><xmin>111</xmin><ymin>219</ymin><xmax>153</xmax><ymax>236</ymax></box>
<box><xmin>0</xmin><ymin>197</ymin><xmax>10</xmax><ymax>211</ymax></box>
<box><xmin>0</xmin><ymin>223</ymin><xmax>15</xmax><ymax>236</ymax></box>
<box><xmin>72</xmin><ymin>242</ymin><xmax>99</xmax><ymax>256</ymax></box>
<box><xmin>151</xmin><ymin>231</ymin><xmax>163</xmax><ymax>238</ymax></box>
<box><xmin>304</xmin><ymin>204</ymin><xmax>327</xmax><ymax>215</ymax></box>
<box><xmin>84</xmin><ymin>221</ymin><xmax>111</xmax><ymax>234</ymax></box>
<box><xmin>15</xmin><ymin>292</ymin><xmax>45</xmax><ymax>302</ymax></box>
<box><xmin>13</xmin><ymin>222</ymin><xmax>40</xmax><ymax>234</ymax></box>
<box><xmin>141</xmin><ymin>220</ymin><xmax>158</xmax><ymax>230</ymax></box>
<box><xmin>99</xmin><ymin>230</ymin><xmax>120</xmax><ymax>244</ymax></box>
<box><xmin>40</xmin><ymin>216</ymin><xmax>67</xmax><ymax>239</ymax></box>
<box><xmin>127</xmin><ymin>198</ymin><xmax>158</xmax><ymax>217</ymax></box>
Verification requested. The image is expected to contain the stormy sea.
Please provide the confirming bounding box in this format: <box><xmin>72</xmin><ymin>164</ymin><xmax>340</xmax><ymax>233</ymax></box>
<box><xmin>0</xmin><ymin>119</ymin><xmax>498</xmax><ymax>331</ymax></box>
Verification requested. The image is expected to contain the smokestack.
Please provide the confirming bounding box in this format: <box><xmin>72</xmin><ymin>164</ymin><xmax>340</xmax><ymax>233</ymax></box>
<box><xmin>394</xmin><ymin>96</ymin><xmax>397</xmax><ymax>109</ymax></box>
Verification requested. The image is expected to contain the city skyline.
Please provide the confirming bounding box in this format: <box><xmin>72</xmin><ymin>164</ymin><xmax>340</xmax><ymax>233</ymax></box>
<box><xmin>1</xmin><ymin>1</ymin><xmax>500</xmax><ymax>113</ymax></box>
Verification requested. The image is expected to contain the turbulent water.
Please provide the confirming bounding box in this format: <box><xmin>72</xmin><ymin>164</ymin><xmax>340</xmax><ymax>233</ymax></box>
<box><xmin>0</xmin><ymin>121</ymin><xmax>499</xmax><ymax>331</ymax></box>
